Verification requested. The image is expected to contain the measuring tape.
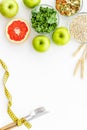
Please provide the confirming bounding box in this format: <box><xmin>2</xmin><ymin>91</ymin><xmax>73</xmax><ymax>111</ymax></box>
<box><xmin>0</xmin><ymin>59</ymin><xmax>32</xmax><ymax>129</ymax></box>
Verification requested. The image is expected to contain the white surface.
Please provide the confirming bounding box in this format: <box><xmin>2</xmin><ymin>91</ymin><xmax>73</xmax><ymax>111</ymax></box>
<box><xmin>0</xmin><ymin>0</ymin><xmax>87</xmax><ymax>130</ymax></box>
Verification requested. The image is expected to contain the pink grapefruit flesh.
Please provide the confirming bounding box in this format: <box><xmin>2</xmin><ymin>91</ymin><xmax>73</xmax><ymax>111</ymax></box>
<box><xmin>6</xmin><ymin>19</ymin><xmax>30</xmax><ymax>43</ymax></box>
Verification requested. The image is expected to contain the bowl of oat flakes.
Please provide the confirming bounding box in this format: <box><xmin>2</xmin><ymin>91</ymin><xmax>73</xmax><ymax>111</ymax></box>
<box><xmin>69</xmin><ymin>12</ymin><xmax>87</xmax><ymax>43</ymax></box>
<box><xmin>56</xmin><ymin>0</ymin><xmax>83</xmax><ymax>17</ymax></box>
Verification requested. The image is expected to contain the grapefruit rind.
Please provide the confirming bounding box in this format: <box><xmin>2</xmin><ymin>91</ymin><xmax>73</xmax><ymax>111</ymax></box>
<box><xmin>6</xmin><ymin>19</ymin><xmax>30</xmax><ymax>43</ymax></box>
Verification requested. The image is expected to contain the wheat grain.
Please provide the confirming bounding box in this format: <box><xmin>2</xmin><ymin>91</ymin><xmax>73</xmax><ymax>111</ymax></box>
<box><xmin>70</xmin><ymin>14</ymin><xmax>87</xmax><ymax>43</ymax></box>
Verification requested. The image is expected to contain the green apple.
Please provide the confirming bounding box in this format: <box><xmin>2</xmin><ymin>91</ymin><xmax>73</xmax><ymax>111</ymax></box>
<box><xmin>23</xmin><ymin>0</ymin><xmax>41</xmax><ymax>8</ymax></box>
<box><xmin>0</xmin><ymin>0</ymin><xmax>19</xmax><ymax>18</ymax></box>
<box><xmin>32</xmin><ymin>35</ymin><xmax>50</xmax><ymax>52</ymax></box>
<box><xmin>52</xmin><ymin>27</ymin><xmax>70</xmax><ymax>45</ymax></box>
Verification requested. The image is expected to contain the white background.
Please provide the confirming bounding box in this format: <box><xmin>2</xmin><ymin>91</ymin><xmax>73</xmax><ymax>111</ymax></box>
<box><xmin>0</xmin><ymin>0</ymin><xmax>87</xmax><ymax>130</ymax></box>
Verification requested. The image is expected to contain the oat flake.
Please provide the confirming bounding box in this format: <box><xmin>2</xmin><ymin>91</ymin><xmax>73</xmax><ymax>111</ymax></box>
<box><xmin>70</xmin><ymin>14</ymin><xmax>87</xmax><ymax>43</ymax></box>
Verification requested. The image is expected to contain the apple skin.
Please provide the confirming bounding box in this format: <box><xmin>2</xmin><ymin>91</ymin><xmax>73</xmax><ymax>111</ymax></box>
<box><xmin>0</xmin><ymin>4</ymin><xmax>1</xmax><ymax>12</ymax></box>
<box><xmin>0</xmin><ymin>0</ymin><xmax>19</xmax><ymax>18</ymax></box>
<box><xmin>23</xmin><ymin>0</ymin><xmax>41</xmax><ymax>8</ymax></box>
<box><xmin>52</xmin><ymin>27</ymin><xmax>70</xmax><ymax>46</ymax></box>
<box><xmin>32</xmin><ymin>35</ymin><xmax>50</xmax><ymax>52</ymax></box>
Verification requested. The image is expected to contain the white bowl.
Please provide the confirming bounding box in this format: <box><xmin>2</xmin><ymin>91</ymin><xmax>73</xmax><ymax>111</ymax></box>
<box><xmin>31</xmin><ymin>4</ymin><xmax>59</xmax><ymax>34</ymax></box>
<box><xmin>69</xmin><ymin>12</ymin><xmax>87</xmax><ymax>44</ymax></box>
<box><xmin>56</xmin><ymin>0</ymin><xmax>83</xmax><ymax>18</ymax></box>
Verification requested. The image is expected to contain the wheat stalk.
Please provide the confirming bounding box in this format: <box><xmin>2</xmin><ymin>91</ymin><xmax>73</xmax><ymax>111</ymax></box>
<box><xmin>73</xmin><ymin>44</ymin><xmax>87</xmax><ymax>78</ymax></box>
<box><xmin>73</xmin><ymin>44</ymin><xmax>85</xmax><ymax>57</ymax></box>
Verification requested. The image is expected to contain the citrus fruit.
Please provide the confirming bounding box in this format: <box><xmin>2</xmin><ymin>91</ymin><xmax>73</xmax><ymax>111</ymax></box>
<box><xmin>6</xmin><ymin>19</ymin><xmax>30</xmax><ymax>43</ymax></box>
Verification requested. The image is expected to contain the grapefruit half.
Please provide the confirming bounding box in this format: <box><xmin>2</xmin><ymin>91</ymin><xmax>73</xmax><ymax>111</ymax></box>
<box><xmin>6</xmin><ymin>19</ymin><xmax>30</xmax><ymax>43</ymax></box>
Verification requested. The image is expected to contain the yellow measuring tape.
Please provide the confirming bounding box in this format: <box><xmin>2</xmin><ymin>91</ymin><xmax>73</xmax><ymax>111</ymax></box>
<box><xmin>0</xmin><ymin>59</ymin><xmax>32</xmax><ymax>129</ymax></box>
